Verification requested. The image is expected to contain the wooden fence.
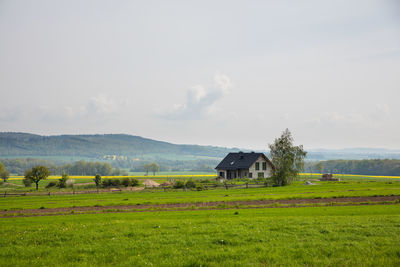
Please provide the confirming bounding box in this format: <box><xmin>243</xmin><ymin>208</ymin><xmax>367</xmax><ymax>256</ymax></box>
<box><xmin>1</xmin><ymin>179</ymin><xmax>275</xmax><ymax>197</ymax></box>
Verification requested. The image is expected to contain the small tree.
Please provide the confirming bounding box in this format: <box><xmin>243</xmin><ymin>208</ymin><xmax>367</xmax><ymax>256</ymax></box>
<box><xmin>185</xmin><ymin>179</ymin><xmax>196</xmax><ymax>189</ymax></box>
<box><xmin>173</xmin><ymin>181</ymin><xmax>185</xmax><ymax>189</ymax></box>
<box><xmin>24</xmin><ymin>165</ymin><xmax>51</xmax><ymax>190</ymax></box>
<box><xmin>143</xmin><ymin>163</ymin><xmax>151</xmax><ymax>175</ymax></box>
<box><xmin>58</xmin><ymin>174</ymin><xmax>69</xmax><ymax>188</ymax></box>
<box><xmin>94</xmin><ymin>174</ymin><xmax>102</xmax><ymax>189</ymax></box>
<box><xmin>0</xmin><ymin>162</ymin><xmax>9</xmax><ymax>183</ymax></box>
<box><xmin>269</xmin><ymin>129</ymin><xmax>307</xmax><ymax>186</ymax></box>
<box><xmin>1</xmin><ymin>170</ymin><xmax>10</xmax><ymax>183</ymax></box>
<box><xmin>121</xmin><ymin>177</ymin><xmax>131</xmax><ymax>187</ymax></box>
<box><xmin>150</xmin><ymin>163</ymin><xmax>160</xmax><ymax>176</ymax></box>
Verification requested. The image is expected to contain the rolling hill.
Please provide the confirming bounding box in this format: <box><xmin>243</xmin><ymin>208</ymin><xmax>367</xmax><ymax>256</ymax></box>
<box><xmin>0</xmin><ymin>132</ymin><xmax>239</xmax><ymax>159</ymax></box>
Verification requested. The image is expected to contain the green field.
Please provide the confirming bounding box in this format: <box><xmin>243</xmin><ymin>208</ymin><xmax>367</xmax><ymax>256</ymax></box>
<box><xmin>1</xmin><ymin>205</ymin><xmax>400</xmax><ymax>266</ymax></box>
<box><xmin>2</xmin><ymin>176</ymin><xmax>400</xmax><ymax>266</ymax></box>
<box><xmin>1</xmin><ymin>180</ymin><xmax>400</xmax><ymax>210</ymax></box>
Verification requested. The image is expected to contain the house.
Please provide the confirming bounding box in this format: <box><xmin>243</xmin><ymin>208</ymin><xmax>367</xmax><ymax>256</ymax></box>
<box><xmin>215</xmin><ymin>152</ymin><xmax>274</xmax><ymax>179</ymax></box>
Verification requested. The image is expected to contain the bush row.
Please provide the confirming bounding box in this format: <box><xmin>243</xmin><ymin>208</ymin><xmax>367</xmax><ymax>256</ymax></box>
<box><xmin>101</xmin><ymin>178</ymin><xmax>139</xmax><ymax>188</ymax></box>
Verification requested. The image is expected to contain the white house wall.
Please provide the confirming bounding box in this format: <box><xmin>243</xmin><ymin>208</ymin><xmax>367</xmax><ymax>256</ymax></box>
<box><xmin>248</xmin><ymin>155</ymin><xmax>273</xmax><ymax>178</ymax></box>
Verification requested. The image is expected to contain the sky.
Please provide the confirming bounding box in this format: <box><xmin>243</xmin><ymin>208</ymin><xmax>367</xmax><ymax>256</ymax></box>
<box><xmin>1</xmin><ymin>0</ymin><xmax>400</xmax><ymax>150</ymax></box>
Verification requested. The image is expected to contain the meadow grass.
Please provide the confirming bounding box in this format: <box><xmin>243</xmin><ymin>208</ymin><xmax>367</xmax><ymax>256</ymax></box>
<box><xmin>1</xmin><ymin>180</ymin><xmax>400</xmax><ymax>210</ymax></box>
<box><xmin>1</xmin><ymin>205</ymin><xmax>400</xmax><ymax>266</ymax></box>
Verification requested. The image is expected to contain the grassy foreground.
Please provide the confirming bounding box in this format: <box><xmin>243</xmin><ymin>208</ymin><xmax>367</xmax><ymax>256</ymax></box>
<box><xmin>1</xmin><ymin>205</ymin><xmax>400</xmax><ymax>266</ymax></box>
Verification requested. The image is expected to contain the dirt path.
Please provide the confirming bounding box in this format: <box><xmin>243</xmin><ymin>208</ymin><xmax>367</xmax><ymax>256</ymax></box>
<box><xmin>1</xmin><ymin>195</ymin><xmax>399</xmax><ymax>218</ymax></box>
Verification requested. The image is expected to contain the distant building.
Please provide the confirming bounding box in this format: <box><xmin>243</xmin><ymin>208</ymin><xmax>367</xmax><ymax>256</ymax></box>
<box><xmin>319</xmin><ymin>174</ymin><xmax>340</xmax><ymax>181</ymax></box>
<box><xmin>215</xmin><ymin>152</ymin><xmax>274</xmax><ymax>179</ymax></box>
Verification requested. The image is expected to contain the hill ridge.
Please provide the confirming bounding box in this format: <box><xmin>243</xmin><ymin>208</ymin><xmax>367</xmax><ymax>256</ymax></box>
<box><xmin>0</xmin><ymin>132</ymin><xmax>238</xmax><ymax>159</ymax></box>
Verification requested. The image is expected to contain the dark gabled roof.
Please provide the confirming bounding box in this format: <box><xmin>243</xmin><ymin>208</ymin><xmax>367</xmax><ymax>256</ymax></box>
<box><xmin>215</xmin><ymin>152</ymin><xmax>273</xmax><ymax>170</ymax></box>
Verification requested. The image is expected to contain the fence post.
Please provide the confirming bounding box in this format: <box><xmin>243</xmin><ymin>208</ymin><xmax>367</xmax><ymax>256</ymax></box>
<box><xmin>224</xmin><ymin>182</ymin><xmax>228</xmax><ymax>190</ymax></box>
<box><xmin>48</xmin><ymin>192</ymin><xmax>50</xmax><ymax>196</ymax></box>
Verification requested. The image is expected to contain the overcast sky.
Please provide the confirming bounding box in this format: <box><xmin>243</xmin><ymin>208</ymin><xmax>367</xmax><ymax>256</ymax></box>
<box><xmin>1</xmin><ymin>0</ymin><xmax>399</xmax><ymax>150</ymax></box>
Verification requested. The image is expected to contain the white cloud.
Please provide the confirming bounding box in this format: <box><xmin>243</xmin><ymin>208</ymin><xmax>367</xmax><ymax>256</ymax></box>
<box><xmin>161</xmin><ymin>73</ymin><xmax>233</xmax><ymax>120</ymax></box>
<box><xmin>214</xmin><ymin>72</ymin><xmax>233</xmax><ymax>95</ymax></box>
<box><xmin>86</xmin><ymin>94</ymin><xmax>118</xmax><ymax>115</ymax></box>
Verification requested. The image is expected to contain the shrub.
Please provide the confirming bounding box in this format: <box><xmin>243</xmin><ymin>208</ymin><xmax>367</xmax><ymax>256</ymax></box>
<box><xmin>22</xmin><ymin>178</ymin><xmax>32</xmax><ymax>187</ymax></box>
<box><xmin>121</xmin><ymin>177</ymin><xmax>139</xmax><ymax>187</ymax></box>
<box><xmin>112</xmin><ymin>179</ymin><xmax>121</xmax><ymax>186</ymax></box>
<box><xmin>130</xmin><ymin>178</ymin><xmax>139</xmax><ymax>186</ymax></box>
<box><xmin>102</xmin><ymin>179</ymin><xmax>111</xmax><ymax>187</ymax></box>
<box><xmin>102</xmin><ymin>179</ymin><xmax>121</xmax><ymax>188</ymax></box>
<box><xmin>58</xmin><ymin>174</ymin><xmax>69</xmax><ymax>188</ymax></box>
<box><xmin>122</xmin><ymin>178</ymin><xmax>131</xmax><ymax>187</ymax></box>
<box><xmin>185</xmin><ymin>179</ymin><xmax>196</xmax><ymax>189</ymax></box>
<box><xmin>196</xmin><ymin>184</ymin><xmax>205</xmax><ymax>191</ymax></box>
<box><xmin>46</xmin><ymin>181</ymin><xmax>57</xmax><ymax>188</ymax></box>
<box><xmin>173</xmin><ymin>181</ymin><xmax>185</xmax><ymax>189</ymax></box>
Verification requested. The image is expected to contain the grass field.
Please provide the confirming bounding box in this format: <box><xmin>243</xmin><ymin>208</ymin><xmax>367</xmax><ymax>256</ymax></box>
<box><xmin>3</xmin><ymin>172</ymin><xmax>400</xmax><ymax>193</ymax></box>
<box><xmin>1</xmin><ymin>205</ymin><xmax>400</xmax><ymax>266</ymax></box>
<box><xmin>1</xmin><ymin>180</ymin><xmax>400</xmax><ymax>210</ymax></box>
<box><xmin>2</xmin><ymin>175</ymin><xmax>400</xmax><ymax>266</ymax></box>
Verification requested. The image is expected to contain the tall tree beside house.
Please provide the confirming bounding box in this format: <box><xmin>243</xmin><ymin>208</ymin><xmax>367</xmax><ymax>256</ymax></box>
<box><xmin>24</xmin><ymin>165</ymin><xmax>51</xmax><ymax>190</ymax></box>
<box><xmin>269</xmin><ymin>129</ymin><xmax>307</xmax><ymax>186</ymax></box>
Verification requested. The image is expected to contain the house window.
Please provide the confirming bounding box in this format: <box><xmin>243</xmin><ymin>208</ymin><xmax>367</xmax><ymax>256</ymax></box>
<box><xmin>258</xmin><ymin>172</ymin><xmax>264</xmax><ymax>178</ymax></box>
<box><xmin>262</xmin><ymin>162</ymin><xmax>267</xmax><ymax>170</ymax></box>
<box><xmin>219</xmin><ymin>172</ymin><xmax>225</xmax><ymax>178</ymax></box>
<box><xmin>249</xmin><ymin>172</ymin><xmax>252</xmax><ymax>178</ymax></box>
<box><xmin>255</xmin><ymin>162</ymin><xmax>260</xmax><ymax>170</ymax></box>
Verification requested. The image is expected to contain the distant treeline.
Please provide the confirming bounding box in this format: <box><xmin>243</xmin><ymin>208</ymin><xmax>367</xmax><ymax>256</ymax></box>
<box><xmin>113</xmin><ymin>158</ymin><xmax>218</xmax><ymax>173</ymax></box>
<box><xmin>0</xmin><ymin>158</ymin><xmax>126</xmax><ymax>176</ymax></box>
<box><xmin>0</xmin><ymin>157</ymin><xmax>218</xmax><ymax>175</ymax></box>
<box><xmin>308</xmin><ymin>159</ymin><xmax>400</xmax><ymax>176</ymax></box>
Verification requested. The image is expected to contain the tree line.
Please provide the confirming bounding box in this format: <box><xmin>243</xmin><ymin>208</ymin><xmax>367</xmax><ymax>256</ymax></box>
<box><xmin>307</xmin><ymin>159</ymin><xmax>400</xmax><ymax>176</ymax></box>
<box><xmin>112</xmin><ymin>158</ymin><xmax>218</xmax><ymax>172</ymax></box>
<box><xmin>0</xmin><ymin>159</ymin><xmax>126</xmax><ymax>176</ymax></box>
<box><xmin>0</xmin><ymin>157</ymin><xmax>218</xmax><ymax>175</ymax></box>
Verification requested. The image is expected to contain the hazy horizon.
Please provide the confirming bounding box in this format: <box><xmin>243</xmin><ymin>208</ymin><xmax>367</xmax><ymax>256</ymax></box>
<box><xmin>1</xmin><ymin>1</ymin><xmax>399</xmax><ymax>150</ymax></box>
<box><xmin>3</xmin><ymin>131</ymin><xmax>400</xmax><ymax>152</ymax></box>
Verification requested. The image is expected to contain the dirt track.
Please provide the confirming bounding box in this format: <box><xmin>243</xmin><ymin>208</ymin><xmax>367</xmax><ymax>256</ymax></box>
<box><xmin>1</xmin><ymin>195</ymin><xmax>400</xmax><ymax>218</ymax></box>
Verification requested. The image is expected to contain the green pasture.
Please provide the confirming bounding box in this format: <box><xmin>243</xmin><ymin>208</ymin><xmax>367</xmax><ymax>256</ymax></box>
<box><xmin>3</xmin><ymin>172</ymin><xmax>400</xmax><ymax>193</ymax></box>
<box><xmin>1</xmin><ymin>205</ymin><xmax>400</xmax><ymax>266</ymax></box>
<box><xmin>1</xmin><ymin>180</ymin><xmax>400</xmax><ymax>211</ymax></box>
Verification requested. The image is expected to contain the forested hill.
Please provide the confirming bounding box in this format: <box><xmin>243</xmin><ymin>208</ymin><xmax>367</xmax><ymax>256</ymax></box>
<box><xmin>0</xmin><ymin>132</ymin><xmax>238</xmax><ymax>158</ymax></box>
